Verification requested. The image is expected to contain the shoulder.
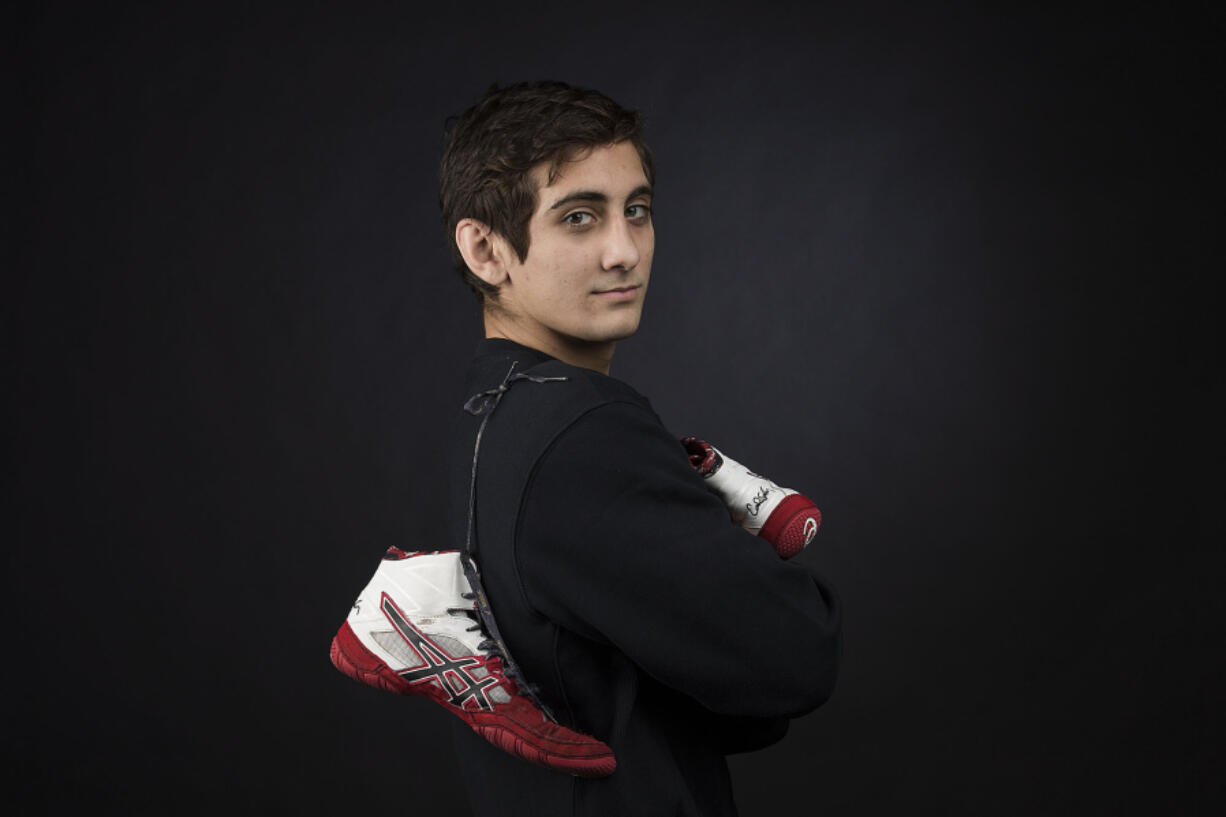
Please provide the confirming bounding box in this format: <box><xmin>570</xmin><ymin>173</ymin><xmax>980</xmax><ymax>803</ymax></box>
<box><xmin>520</xmin><ymin>361</ymin><xmax>682</xmax><ymax>462</ymax></box>
<box><xmin>526</xmin><ymin>385</ymin><xmax>702</xmax><ymax>515</ymax></box>
<box><xmin>464</xmin><ymin>355</ymin><xmax>680</xmax><ymax>503</ymax></box>
<box><xmin>486</xmin><ymin>358</ymin><xmax>666</xmax><ymax>459</ymax></box>
<box><xmin>522</xmin><ymin>358</ymin><xmax>655</xmax><ymax>416</ymax></box>
<box><xmin>460</xmin><ymin>338</ymin><xmax>655</xmax><ymax>420</ymax></box>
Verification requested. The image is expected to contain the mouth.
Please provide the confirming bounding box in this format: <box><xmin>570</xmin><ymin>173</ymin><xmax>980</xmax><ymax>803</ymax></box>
<box><xmin>593</xmin><ymin>284</ymin><xmax>641</xmax><ymax>296</ymax></box>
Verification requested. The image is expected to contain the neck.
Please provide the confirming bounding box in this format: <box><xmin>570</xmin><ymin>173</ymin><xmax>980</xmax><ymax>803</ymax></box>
<box><xmin>483</xmin><ymin>314</ymin><xmax>615</xmax><ymax>375</ymax></box>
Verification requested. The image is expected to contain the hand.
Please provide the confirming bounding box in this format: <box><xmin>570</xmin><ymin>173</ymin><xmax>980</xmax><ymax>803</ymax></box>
<box><xmin>680</xmin><ymin>437</ymin><xmax>821</xmax><ymax>559</ymax></box>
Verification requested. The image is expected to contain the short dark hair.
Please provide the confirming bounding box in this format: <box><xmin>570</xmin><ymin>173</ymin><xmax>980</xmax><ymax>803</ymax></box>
<box><xmin>438</xmin><ymin>81</ymin><xmax>654</xmax><ymax>305</ymax></box>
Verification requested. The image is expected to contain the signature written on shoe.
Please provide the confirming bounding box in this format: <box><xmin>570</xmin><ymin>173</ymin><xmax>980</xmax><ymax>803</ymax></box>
<box><xmin>745</xmin><ymin>485</ymin><xmax>772</xmax><ymax>518</ymax></box>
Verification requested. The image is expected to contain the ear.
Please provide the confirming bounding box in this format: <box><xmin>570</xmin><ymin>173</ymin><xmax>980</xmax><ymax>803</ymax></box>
<box><xmin>455</xmin><ymin>218</ymin><xmax>509</xmax><ymax>289</ymax></box>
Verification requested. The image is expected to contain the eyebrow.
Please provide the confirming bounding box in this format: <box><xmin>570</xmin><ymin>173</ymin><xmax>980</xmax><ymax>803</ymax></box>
<box><xmin>547</xmin><ymin>184</ymin><xmax>653</xmax><ymax>211</ymax></box>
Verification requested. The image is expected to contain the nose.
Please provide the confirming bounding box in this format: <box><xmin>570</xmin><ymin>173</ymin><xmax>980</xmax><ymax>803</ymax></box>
<box><xmin>601</xmin><ymin>215</ymin><xmax>641</xmax><ymax>272</ymax></box>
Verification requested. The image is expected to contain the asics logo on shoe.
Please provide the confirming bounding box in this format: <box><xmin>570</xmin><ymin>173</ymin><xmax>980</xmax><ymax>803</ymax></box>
<box><xmin>380</xmin><ymin>593</ymin><xmax>502</xmax><ymax>711</ymax></box>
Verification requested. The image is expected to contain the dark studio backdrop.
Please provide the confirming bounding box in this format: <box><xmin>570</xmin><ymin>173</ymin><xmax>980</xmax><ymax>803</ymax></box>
<box><xmin>12</xmin><ymin>2</ymin><xmax>1222</xmax><ymax>815</ymax></box>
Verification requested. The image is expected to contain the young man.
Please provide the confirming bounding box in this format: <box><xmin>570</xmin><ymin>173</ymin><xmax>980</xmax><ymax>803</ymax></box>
<box><xmin>333</xmin><ymin>81</ymin><xmax>841</xmax><ymax>815</ymax></box>
<box><xmin>443</xmin><ymin>80</ymin><xmax>840</xmax><ymax>814</ymax></box>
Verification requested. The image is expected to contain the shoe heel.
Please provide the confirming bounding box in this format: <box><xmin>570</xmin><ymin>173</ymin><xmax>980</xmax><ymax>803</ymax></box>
<box><xmin>759</xmin><ymin>494</ymin><xmax>821</xmax><ymax>559</ymax></box>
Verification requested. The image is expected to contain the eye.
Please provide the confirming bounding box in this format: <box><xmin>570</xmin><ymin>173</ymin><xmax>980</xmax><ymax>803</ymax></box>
<box><xmin>564</xmin><ymin>211</ymin><xmax>594</xmax><ymax>227</ymax></box>
<box><xmin>626</xmin><ymin>204</ymin><xmax>652</xmax><ymax>221</ymax></box>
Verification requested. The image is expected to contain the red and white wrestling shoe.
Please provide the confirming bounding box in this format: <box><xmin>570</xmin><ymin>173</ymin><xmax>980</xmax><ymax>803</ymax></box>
<box><xmin>681</xmin><ymin>437</ymin><xmax>821</xmax><ymax>559</ymax></box>
<box><xmin>330</xmin><ymin>547</ymin><xmax>616</xmax><ymax>777</ymax></box>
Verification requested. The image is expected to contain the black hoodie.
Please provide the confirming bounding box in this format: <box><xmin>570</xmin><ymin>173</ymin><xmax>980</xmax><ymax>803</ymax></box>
<box><xmin>447</xmin><ymin>338</ymin><xmax>841</xmax><ymax>816</ymax></box>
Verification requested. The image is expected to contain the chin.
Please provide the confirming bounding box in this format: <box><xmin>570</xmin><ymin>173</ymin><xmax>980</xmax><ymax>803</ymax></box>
<box><xmin>586</xmin><ymin>315</ymin><xmax>642</xmax><ymax>343</ymax></box>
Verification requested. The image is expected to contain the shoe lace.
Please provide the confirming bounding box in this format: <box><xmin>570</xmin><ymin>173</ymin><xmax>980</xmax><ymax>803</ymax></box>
<box><xmin>442</xmin><ymin>591</ymin><xmax>539</xmax><ymax>696</ymax></box>
<box><xmin>445</xmin><ymin>593</ymin><xmax>506</xmax><ymax>662</ymax></box>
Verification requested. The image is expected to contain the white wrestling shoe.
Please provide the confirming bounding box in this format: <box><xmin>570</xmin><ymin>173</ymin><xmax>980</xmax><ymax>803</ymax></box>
<box><xmin>681</xmin><ymin>437</ymin><xmax>822</xmax><ymax>559</ymax></box>
<box><xmin>330</xmin><ymin>547</ymin><xmax>616</xmax><ymax>777</ymax></box>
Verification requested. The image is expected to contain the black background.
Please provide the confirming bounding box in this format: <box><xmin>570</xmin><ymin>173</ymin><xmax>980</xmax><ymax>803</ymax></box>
<box><xmin>13</xmin><ymin>3</ymin><xmax>1222</xmax><ymax>815</ymax></box>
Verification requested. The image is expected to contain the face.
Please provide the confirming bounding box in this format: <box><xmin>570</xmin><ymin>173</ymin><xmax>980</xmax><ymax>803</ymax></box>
<box><xmin>492</xmin><ymin>141</ymin><xmax>654</xmax><ymax>364</ymax></box>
